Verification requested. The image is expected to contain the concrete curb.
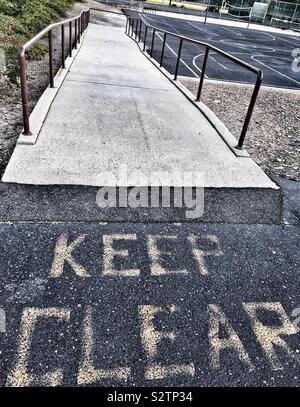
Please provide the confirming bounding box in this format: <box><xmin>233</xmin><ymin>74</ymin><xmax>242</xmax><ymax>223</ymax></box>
<box><xmin>184</xmin><ymin>76</ymin><xmax>300</xmax><ymax>94</ymax></box>
<box><xmin>0</xmin><ymin>183</ymin><xmax>283</xmax><ymax>224</ymax></box>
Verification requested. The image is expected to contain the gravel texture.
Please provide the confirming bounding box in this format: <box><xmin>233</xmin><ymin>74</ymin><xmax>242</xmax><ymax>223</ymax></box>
<box><xmin>180</xmin><ymin>78</ymin><xmax>300</xmax><ymax>181</ymax></box>
<box><xmin>0</xmin><ymin>78</ymin><xmax>22</xmax><ymax>176</ymax></box>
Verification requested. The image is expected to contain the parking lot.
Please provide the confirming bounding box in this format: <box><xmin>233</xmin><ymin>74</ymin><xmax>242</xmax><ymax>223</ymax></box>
<box><xmin>135</xmin><ymin>12</ymin><xmax>300</xmax><ymax>88</ymax></box>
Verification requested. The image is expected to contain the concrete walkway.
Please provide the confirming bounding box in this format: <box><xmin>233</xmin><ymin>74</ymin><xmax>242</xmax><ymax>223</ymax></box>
<box><xmin>2</xmin><ymin>12</ymin><xmax>277</xmax><ymax>190</ymax></box>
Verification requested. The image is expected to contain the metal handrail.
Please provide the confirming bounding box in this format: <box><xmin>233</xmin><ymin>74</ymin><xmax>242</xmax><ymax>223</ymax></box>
<box><xmin>19</xmin><ymin>9</ymin><xmax>91</xmax><ymax>135</ymax></box>
<box><xmin>126</xmin><ymin>15</ymin><xmax>263</xmax><ymax>149</ymax></box>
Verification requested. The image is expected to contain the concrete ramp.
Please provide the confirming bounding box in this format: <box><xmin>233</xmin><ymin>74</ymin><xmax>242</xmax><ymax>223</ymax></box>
<box><xmin>2</xmin><ymin>12</ymin><xmax>281</xmax><ymax>223</ymax></box>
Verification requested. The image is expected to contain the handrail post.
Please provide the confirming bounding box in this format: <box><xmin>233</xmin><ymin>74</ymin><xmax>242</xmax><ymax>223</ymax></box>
<box><xmin>78</xmin><ymin>18</ymin><xmax>81</xmax><ymax>43</ymax></box>
<box><xmin>160</xmin><ymin>32</ymin><xmax>167</xmax><ymax>66</ymax></box>
<box><xmin>75</xmin><ymin>19</ymin><xmax>77</xmax><ymax>49</ymax></box>
<box><xmin>131</xmin><ymin>19</ymin><xmax>134</xmax><ymax>37</ymax></box>
<box><xmin>138</xmin><ymin>19</ymin><xmax>142</xmax><ymax>42</ymax></box>
<box><xmin>61</xmin><ymin>25</ymin><xmax>65</xmax><ymax>69</ymax></box>
<box><xmin>174</xmin><ymin>38</ymin><xmax>183</xmax><ymax>80</ymax></box>
<box><xmin>48</xmin><ymin>30</ymin><xmax>54</xmax><ymax>88</ymax></box>
<box><xmin>143</xmin><ymin>25</ymin><xmax>148</xmax><ymax>52</ymax></box>
<box><xmin>150</xmin><ymin>29</ymin><xmax>156</xmax><ymax>57</ymax></box>
<box><xmin>19</xmin><ymin>52</ymin><xmax>31</xmax><ymax>135</ymax></box>
<box><xmin>69</xmin><ymin>21</ymin><xmax>72</xmax><ymax>56</ymax></box>
<box><xmin>135</xmin><ymin>19</ymin><xmax>138</xmax><ymax>40</ymax></box>
<box><xmin>134</xmin><ymin>19</ymin><xmax>136</xmax><ymax>39</ymax></box>
<box><xmin>237</xmin><ymin>74</ymin><xmax>262</xmax><ymax>149</ymax></box>
<box><xmin>125</xmin><ymin>17</ymin><xmax>129</xmax><ymax>34</ymax></box>
<box><xmin>196</xmin><ymin>47</ymin><xmax>209</xmax><ymax>101</ymax></box>
<box><xmin>128</xmin><ymin>18</ymin><xmax>131</xmax><ymax>35</ymax></box>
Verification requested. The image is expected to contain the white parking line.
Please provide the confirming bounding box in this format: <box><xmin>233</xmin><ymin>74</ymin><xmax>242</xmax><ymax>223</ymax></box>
<box><xmin>210</xmin><ymin>54</ymin><xmax>228</xmax><ymax>70</ymax></box>
<box><xmin>192</xmin><ymin>54</ymin><xmax>209</xmax><ymax>77</ymax></box>
<box><xmin>141</xmin><ymin>13</ymin><xmax>300</xmax><ymax>87</ymax></box>
<box><xmin>221</xmin><ymin>40</ymin><xmax>276</xmax><ymax>53</ymax></box>
<box><xmin>143</xmin><ymin>15</ymin><xmax>199</xmax><ymax>77</ymax></box>
<box><xmin>186</xmin><ymin>21</ymin><xmax>218</xmax><ymax>37</ymax></box>
<box><xmin>157</xmin><ymin>16</ymin><xmax>183</xmax><ymax>36</ymax></box>
<box><xmin>255</xmin><ymin>32</ymin><xmax>276</xmax><ymax>42</ymax></box>
<box><xmin>155</xmin><ymin>32</ymin><xmax>200</xmax><ymax>78</ymax></box>
<box><xmin>276</xmin><ymin>35</ymin><xmax>300</xmax><ymax>48</ymax></box>
<box><xmin>251</xmin><ymin>54</ymin><xmax>300</xmax><ymax>86</ymax></box>
<box><xmin>223</xmin><ymin>26</ymin><xmax>244</xmax><ymax>38</ymax></box>
<box><xmin>187</xmin><ymin>21</ymin><xmax>205</xmax><ymax>33</ymax></box>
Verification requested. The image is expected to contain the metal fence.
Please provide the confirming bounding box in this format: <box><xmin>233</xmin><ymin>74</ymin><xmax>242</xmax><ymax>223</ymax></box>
<box><xmin>267</xmin><ymin>1</ymin><xmax>300</xmax><ymax>29</ymax></box>
<box><xmin>266</xmin><ymin>1</ymin><xmax>300</xmax><ymax>20</ymax></box>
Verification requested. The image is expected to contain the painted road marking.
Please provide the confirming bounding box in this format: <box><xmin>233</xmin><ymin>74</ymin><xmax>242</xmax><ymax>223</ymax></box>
<box><xmin>155</xmin><ymin>32</ymin><xmax>199</xmax><ymax>78</ymax></box>
<box><xmin>139</xmin><ymin>13</ymin><xmax>300</xmax><ymax>88</ymax></box>
<box><xmin>77</xmin><ymin>306</ymin><xmax>131</xmax><ymax>385</ymax></box>
<box><xmin>50</xmin><ymin>233</ymin><xmax>221</xmax><ymax>277</ymax></box>
<box><xmin>192</xmin><ymin>53</ymin><xmax>209</xmax><ymax>77</ymax></box>
<box><xmin>4</xmin><ymin>302</ymin><xmax>300</xmax><ymax>386</ymax></box>
<box><xmin>50</xmin><ymin>234</ymin><xmax>90</xmax><ymax>278</ymax></box>
<box><xmin>6</xmin><ymin>308</ymin><xmax>71</xmax><ymax>387</ymax></box>
<box><xmin>143</xmin><ymin>14</ymin><xmax>200</xmax><ymax>78</ymax></box>
<box><xmin>139</xmin><ymin>304</ymin><xmax>195</xmax><ymax>380</ymax></box>
<box><xmin>251</xmin><ymin>54</ymin><xmax>300</xmax><ymax>86</ymax></box>
<box><xmin>1</xmin><ymin>225</ymin><xmax>299</xmax><ymax>386</ymax></box>
<box><xmin>244</xmin><ymin>302</ymin><xmax>299</xmax><ymax>370</ymax></box>
<box><xmin>186</xmin><ymin>21</ymin><xmax>219</xmax><ymax>37</ymax></box>
<box><xmin>208</xmin><ymin>304</ymin><xmax>254</xmax><ymax>371</ymax></box>
<box><xmin>276</xmin><ymin>35</ymin><xmax>300</xmax><ymax>48</ymax></box>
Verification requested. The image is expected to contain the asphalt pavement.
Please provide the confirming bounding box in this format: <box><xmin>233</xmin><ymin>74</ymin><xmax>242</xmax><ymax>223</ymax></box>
<box><xmin>129</xmin><ymin>11</ymin><xmax>300</xmax><ymax>89</ymax></box>
<box><xmin>0</xmin><ymin>221</ymin><xmax>300</xmax><ymax>387</ymax></box>
<box><xmin>0</xmin><ymin>8</ymin><xmax>299</xmax><ymax>389</ymax></box>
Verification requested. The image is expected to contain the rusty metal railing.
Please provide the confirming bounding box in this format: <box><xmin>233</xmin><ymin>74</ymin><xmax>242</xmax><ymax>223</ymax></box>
<box><xmin>19</xmin><ymin>9</ymin><xmax>90</xmax><ymax>136</ymax></box>
<box><xmin>126</xmin><ymin>15</ymin><xmax>263</xmax><ymax>149</ymax></box>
